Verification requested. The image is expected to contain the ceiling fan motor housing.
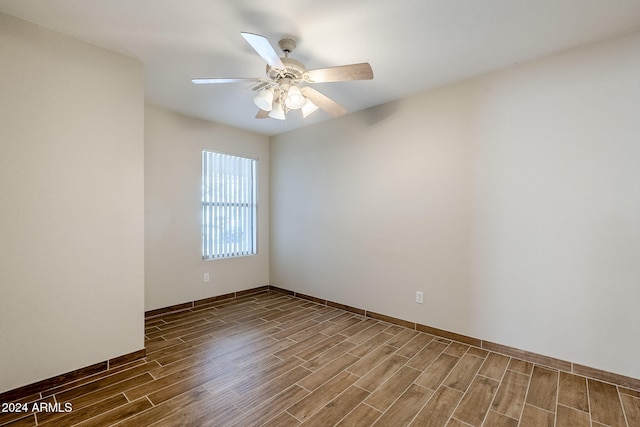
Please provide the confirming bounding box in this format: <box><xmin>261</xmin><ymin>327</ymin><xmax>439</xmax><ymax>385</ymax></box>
<box><xmin>266</xmin><ymin>57</ymin><xmax>306</xmax><ymax>81</ymax></box>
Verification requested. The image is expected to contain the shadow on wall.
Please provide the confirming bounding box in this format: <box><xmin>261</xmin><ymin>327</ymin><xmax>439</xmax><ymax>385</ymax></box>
<box><xmin>358</xmin><ymin>100</ymin><xmax>400</xmax><ymax>126</ymax></box>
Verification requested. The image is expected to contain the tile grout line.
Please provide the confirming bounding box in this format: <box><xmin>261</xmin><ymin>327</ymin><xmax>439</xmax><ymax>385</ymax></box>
<box><xmin>512</xmin><ymin>357</ymin><xmax>532</xmax><ymax>425</ymax></box>
<box><xmin>554</xmin><ymin>366</ymin><xmax>560</xmax><ymax>427</ymax></box>
<box><xmin>402</xmin><ymin>342</ymin><xmax>462</xmax><ymax>426</ymax></box>
<box><xmin>362</xmin><ymin>401</ymin><xmax>384</xmax><ymax>425</ymax></box>
<box><xmin>405</xmin><ymin>383</ymin><xmax>438</xmax><ymax>427</ymax></box>
<box><xmin>439</xmin><ymin>357</ymin><xmax>470</xmax><ymax>427</ymax></box>
<box><xmin>617</xmin><ymin>384</ymin><xmax>630</xmax><ymax>427</ymax></box>
<box><xmin>332</xmin><ymin>384</ymin><xmax>371</xmax><ymax>427</ymax></box>
<box><xmin>478</xmin><ymin>356</ymin><xmax>511</xmax><ymax>427</ymax></box>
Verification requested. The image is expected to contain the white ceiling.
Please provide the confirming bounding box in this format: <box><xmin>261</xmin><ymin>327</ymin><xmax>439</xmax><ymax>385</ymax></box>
<box><xmin>2</xmin><ymin>0</ymin><xmax>640</xmax><ymax>136</ymax></box>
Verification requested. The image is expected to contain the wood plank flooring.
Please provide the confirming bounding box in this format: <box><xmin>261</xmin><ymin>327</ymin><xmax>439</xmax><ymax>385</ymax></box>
<box><xmin>2</xmin><ymin>290</ymin><xmax>640</xmax><ymax>426</ymax></box>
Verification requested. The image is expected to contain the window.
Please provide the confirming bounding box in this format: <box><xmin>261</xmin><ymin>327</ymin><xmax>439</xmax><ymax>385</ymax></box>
<box><xmin>202</xmin><ymin>151</ymin><xmax>257</xmax><ymax>259</ymax></box>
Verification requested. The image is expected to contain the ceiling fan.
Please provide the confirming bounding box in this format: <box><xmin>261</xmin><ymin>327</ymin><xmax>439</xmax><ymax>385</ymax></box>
<box><xmin>192</xmin><ymin>32</ymin><xmax>373</xmax><ymax>120</ymax></box>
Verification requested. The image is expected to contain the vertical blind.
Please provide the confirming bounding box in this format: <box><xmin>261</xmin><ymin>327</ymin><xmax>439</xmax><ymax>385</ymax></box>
<box><xmin>202</xmin><ymin>151</ymin><xmax>257</xmax><ymax>259</ymax></box>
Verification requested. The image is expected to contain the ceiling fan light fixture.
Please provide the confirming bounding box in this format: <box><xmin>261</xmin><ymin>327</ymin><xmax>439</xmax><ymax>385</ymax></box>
<box><xmin>268</xmin><ymin>101</ymin><xmax>286</xmax><ymax>120</ymax></box>
<box><xmin>253</xmin><ymin>88</ymin><xmax>274</xmax><ymax>111</ymax></box>
<box><xmin>301</xmin><ymin>98</ymin><xmax>319</xmax><ymax>118</ymax></box>
<box><xmin>192</xmin><ymin>33</ymin><xmax>374</xmax><ymax>122</ymax></box>
<box><xmin>285</xmin><ymin>84</ymin><xmax>306</xmax><ymax>110</ymax></box>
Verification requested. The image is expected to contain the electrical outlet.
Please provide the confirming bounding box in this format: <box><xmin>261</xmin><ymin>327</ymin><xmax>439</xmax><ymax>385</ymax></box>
<box><xmin>204</xmin><ymin>273</ymin><xmax>210</xmax><ymax>283</ymax></box>
<box><xmin>416</xmin><ymin>291</ymin><xmax>424</xmax><ymax>304</ymax></box>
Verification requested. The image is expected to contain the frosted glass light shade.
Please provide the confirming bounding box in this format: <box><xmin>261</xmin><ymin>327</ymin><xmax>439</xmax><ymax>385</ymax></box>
<box><xmin>285</xmin><ymin>85</ymin><xmax>305</xmax><ymax>109</ymax></box>
<box><xmin>268</xmin><ymin>101</ymin><xmax>286</xmax><ymax>120</ymax></box>
<box><xmin>301</xmin><ymin>98</ymin><xmax>319</xmax><ymax>118</ymax></box>
<box><xmin>253</xmin><ymin>89</ymin><xmax>274</xmax><ymax>111</ymax></box>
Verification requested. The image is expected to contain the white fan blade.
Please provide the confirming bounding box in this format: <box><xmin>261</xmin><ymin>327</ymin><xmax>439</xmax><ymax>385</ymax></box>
<box><xmin>192</xmin><ymin>78</ymin><xmax>259</xmax><ymax>84</ymax></box>
<box><xmin>300</xmin><ymin>86</ymin><xmax>347</xmax><ymax>118</ymax></box>
<box><xmin>306</xmin><ymin>63</ymin><xmax>373</xmax><ymax>83</ymax></box>
<box><xmin>255</xmin><ymin>109</ymin><xmax>270</xmax><ymax>119</ymax></box>
<box><xmin>241</xmin><ymin>32</ymin><xmax>286</xmax><ymax>70</ymax></box>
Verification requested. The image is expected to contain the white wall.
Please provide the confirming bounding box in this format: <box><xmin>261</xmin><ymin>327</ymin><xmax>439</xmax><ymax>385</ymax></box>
<box><xmin>0</xmin><ymin>14</ymin><xmax>144</xmax><ymax>393</ymax></box>
<box><xmin>145</xmin><ymin>105</ymin><xmax>270</xmax><ymax>311</ymax></box>
<box><xmin>270</xmin><ymin>31</ymin><xmax>640</xmax><ymax>379</ymax></box>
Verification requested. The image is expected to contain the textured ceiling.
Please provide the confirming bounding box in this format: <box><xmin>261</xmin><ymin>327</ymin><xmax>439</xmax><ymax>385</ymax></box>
<box><xmin>1</xmin><ymin>0</ymin><xmax>639</xmax><ymax>135</ymax></box>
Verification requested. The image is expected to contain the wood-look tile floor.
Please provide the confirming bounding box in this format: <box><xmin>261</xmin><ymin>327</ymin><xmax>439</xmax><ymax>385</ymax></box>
<box><xmin>3</xmin><ymin>291</ymin><xmax>640</xmax><ymax>427</ymax></box>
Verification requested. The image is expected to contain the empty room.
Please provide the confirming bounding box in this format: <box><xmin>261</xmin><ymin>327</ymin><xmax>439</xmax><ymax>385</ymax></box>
<box><xmin>1</xmin><ymin>1</ymin><xmax>639</xmax><ymax>426</ymax></box>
